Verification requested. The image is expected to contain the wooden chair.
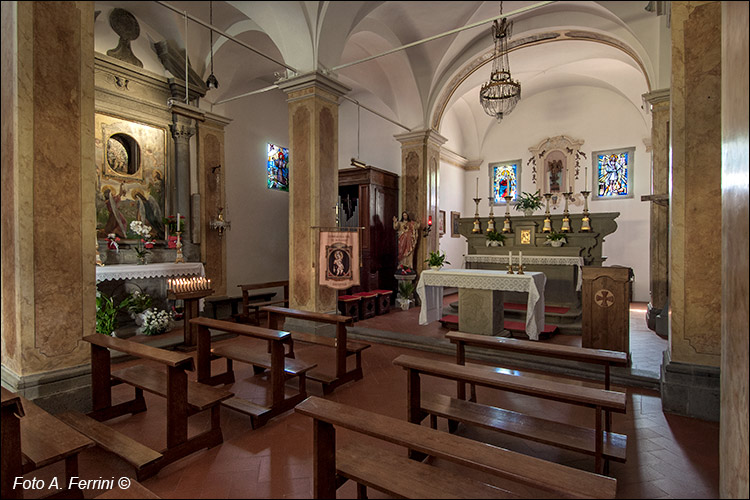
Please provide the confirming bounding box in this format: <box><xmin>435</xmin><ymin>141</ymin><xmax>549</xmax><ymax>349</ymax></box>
<box><xmin>393</xmin><ymin>354</ymin><xmax>627</xmax><ymax>475</ymax></box>
<box><xmin>262</xmin><ymin>306</ymin><xmax>370</xmax><ymax>394</ymax></box>
<box><xmin>237</xmin><ymin>280</ymin><xmax>289</xmax><ymax>325</ymax></box>
<box><xmin>1</xmin><ymin>387</ymin><xmax>94</xmax><ymax>499</ymax></box>
<box><xmin>59</xmin><ymin>335</ymin><xmax>233</xmax><ymax>481</ymax></box>
<box><xmin>336</xmin><ymin>294</ymin><xmax>361</xmax><ymax>320</ymax></box>
<box><xmin>372</xmin><ymin>289</ymin><xmax>393</xmax><ymax>314</ymax></box>
<box><xmin>296</xmin><ymin>396</ymin><xmax>617</xmax><ymax>499</ymax></box>
<box><xmin>352</xmin><ymin>291</ymin><xmax>377</xmax><ymax>319</ymax></box>
<box><xmin>190</xmin><ymin>316</ymin><xmax>317</xmax><ymax>428</ymax></box>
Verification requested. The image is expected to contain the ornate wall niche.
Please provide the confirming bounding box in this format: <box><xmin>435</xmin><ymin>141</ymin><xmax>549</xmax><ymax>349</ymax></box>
<box><xmin>528</xmin><ymin>135</ymin><xmax>585</xmax><ymax>209</ymax></box>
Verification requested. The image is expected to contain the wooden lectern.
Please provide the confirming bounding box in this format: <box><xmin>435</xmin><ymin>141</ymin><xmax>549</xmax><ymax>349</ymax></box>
<box><xmin>582</xmin><ymin>266</ymin><xmax>633</xmax><ymax>358</ymax></box>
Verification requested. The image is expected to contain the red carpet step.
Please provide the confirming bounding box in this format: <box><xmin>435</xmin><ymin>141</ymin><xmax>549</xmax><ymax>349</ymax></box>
<box><xmin>438</xmin><ymin>315</ymin><xmax>559</xmax><ymax>336</ymax></box>
<box><xmin>504</xmin><ymin>302</ymin><xmax>570</xmax><ymax>315</ymax></box>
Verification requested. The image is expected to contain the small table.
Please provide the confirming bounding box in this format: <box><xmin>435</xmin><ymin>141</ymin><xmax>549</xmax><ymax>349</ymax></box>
<box><xmin>416</xmin><ymin>269</ymin><xmax>547</xmax><ymax>340</ymax></box>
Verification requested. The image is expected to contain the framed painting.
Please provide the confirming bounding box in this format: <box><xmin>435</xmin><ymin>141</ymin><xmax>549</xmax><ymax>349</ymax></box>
<box><xmin>267</xmin><ymin>143</ymin><xmax>289</xmax><ymax>191</ymax></box>
<box><xmin>450</xmin><ymin>211</ymin><xmax>461</xmax><ymax>238</ymax></box>
<box><xmin>95</xmin><ymin>113</ymin><xmax>167</xmax><ymax>241</ymax></box>
<box><xmin>592</xmin><ymin>147</ymin><xmax>635</xmax><ymax>200</ymax></box>
<box><xmin>489</xmin><ymin>159</ymin><xmax>521</xmax><ymax>205</ymax></box>
<box><xmin>438</xmin><ymin>210</ymin><xmax>446</xmax><ymax>236</ymax></box>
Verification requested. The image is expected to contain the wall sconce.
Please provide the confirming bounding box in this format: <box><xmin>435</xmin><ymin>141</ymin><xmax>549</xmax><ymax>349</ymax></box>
<box><xmin>210</xmin><ymin>207</ymin><xmax>231</xmax><ymax>237</ymax></box>
<box><xmin>422</xmin><ymin>215</ymin><xmax>432</xmax><ymax>238</ymax></box>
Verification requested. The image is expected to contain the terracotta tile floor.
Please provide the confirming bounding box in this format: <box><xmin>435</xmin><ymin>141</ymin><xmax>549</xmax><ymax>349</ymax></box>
<box><xmin>27</xmin><ymin>301</ymin><xmax>718</xmax><ymax>499</ymax></box>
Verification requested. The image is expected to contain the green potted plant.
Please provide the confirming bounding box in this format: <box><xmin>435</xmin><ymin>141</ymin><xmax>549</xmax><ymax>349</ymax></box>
<box><xmin>515</xmin><ymin>190</ymin><xmax>543</xmax><ymax>216</ymax></box>
<box><xmin>397</xmin><ymin>281</ymin><xmax>416</xmax><ymax>310</ymax></box>
<box><xmin>485</xmin><ymin>230</ymin><xmax>506</xmax><ymax>247</ymax></box>
<box><xmin>96</xmin><ymin>290</ymin><xmax>119</xmax><ymax>336</ymax></box>
<box><xmin>546</xmin><ymin>229</ymin><xmax>567</xmax><ymax>247</ymax></box>
<box><xmin>119</xmin><ymin>290</ymin><xmax>152</xmax><ymax>317</ymax></box>
<box><xmin>425</xmin><ymin>250</ymin><xmax>450</xmax><ymax>270</ymax></box>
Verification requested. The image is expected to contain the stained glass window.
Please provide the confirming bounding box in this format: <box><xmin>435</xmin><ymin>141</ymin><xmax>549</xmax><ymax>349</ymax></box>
<box><xmin>592</xmin><ymin>147</ymin><xmax>634</xmax><ymax>199</ymax></box>
<box><xmin>489</xmin><ymin>160</ymin><xmax>520</xmax><ymax>204</ymax></box>
<box><xmin>267</xmin><ymin>143</ymin><xmax>289</xmax><ymax>192</ymax></box>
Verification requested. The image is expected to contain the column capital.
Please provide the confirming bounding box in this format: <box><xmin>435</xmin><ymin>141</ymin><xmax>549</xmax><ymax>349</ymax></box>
<box><xmin>276</xmin><ymin>71</ymin><xmax>351</xmax><ymax>104</ymax></box>
<box><xmin>642</xmin><ymin>88</ymin><xmax>670</xmax><ymax>109</ymax></box>
<box><xmin>170</xmin><ymin>121</ymin><xmax>195</xmax><ymax>142</ymax></box>
<box><xmin>394</xmin><ymin>128</ymin><xmax>448</xmax><ymax>149</ymax></box>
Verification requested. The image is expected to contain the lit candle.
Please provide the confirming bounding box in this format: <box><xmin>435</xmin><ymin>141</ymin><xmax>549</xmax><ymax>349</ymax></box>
<box><xmin>519</xmin><ymin>251</ymin><xmax>523</xmax><ymax>268</ymax></box>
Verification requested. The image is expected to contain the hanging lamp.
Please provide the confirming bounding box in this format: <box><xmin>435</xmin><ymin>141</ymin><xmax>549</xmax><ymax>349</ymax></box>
<box><xmin>206</xmin><ymin>1</ymin><xmax>219</xmax><ymax>89</ymax></box>
<box><xmin>479</xmin><ymin>1</ymin><xmax>520</xmax><ymax>121</ymax></box>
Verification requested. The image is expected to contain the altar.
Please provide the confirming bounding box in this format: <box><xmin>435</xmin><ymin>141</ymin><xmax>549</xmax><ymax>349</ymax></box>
<box><xmin>416</xmin><ymin>269</ymin><xmax>546</xmax><ymax>340</ymax></box>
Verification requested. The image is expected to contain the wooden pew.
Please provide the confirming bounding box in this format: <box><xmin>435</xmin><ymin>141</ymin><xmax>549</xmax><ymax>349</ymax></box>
<box><xmin>1</xmin><ymin>387</ymin><xmax>94</xmax><ymax>499</ymax></box>
<box><xmin>190</xmin><ymin>316</ymin><xmax>316</xmax><ymax>428</ymax></box>
<box><xmin>262</xmin><ymin>306</ymin><xmax>370</xmax><ymax>394</ymax></box>
<box><xmin>393</xmin><ymin>354</ymin><xmax>627</xmax><ymax>475</ymax></box>
<box><xmin>59</xmin><ymin>334</ymin><xmax>233</xmax><ymax>481</ymax></box>
<box><xmin>237</xmin><ymin>280</ymin><xmax>289</xmax><ymax>324</ymax></box>
<box><xmin>296</xmin><ymin>396</ymin><xmax>617</xmax><ymax>499</ymax></box>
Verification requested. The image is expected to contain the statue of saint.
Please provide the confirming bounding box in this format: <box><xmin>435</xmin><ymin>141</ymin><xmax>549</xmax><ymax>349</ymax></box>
<box><xmin>393</xmin><ymin>211</ymin><xmax>420</xmax><ymax>271</ymax></box>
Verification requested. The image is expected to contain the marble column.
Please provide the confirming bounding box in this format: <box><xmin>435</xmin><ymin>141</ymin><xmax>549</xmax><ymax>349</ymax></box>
<box><xmin>169</xmin><ymin>101</ymin><xmax>203</xmax><ymax>261</ymax></box>
<box><xmin>719</xmin><ymin>2</ymin><xmax>749</xmax><ymax>497</ymax></box>
<box><xmin>1</xmin><ymin>1</ymin><xmax>96</xmax><ymax>410</ymax></box>
<box><xmin>277</xmin><ymin>73</ymin><xmax>349</xmax><ymax>313</ymax></box>
<box><xmin>662</xmin><ymin>1</ymin><xmax>722</xmax><ymax>421</ymax></box>
<box><xmin>197</xmin><ymin>112</ymin><xmax>232</xmax><ymax>297</ymax></box>
<box><xmin>394</xmin><ymin>129</ymin><xmax>447</xmax><ymax>275</ymax></box>
<box><xmin>642</xmin><ymin>88</ymin><xmax>670</xmax><ymax>334</ymax></box>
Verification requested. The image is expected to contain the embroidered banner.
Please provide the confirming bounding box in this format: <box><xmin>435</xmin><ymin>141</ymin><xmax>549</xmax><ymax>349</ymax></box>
<box><xmin>319</xmin><ymin>230</ymin><xmax>360</xmax><ymax>289</ymax></box>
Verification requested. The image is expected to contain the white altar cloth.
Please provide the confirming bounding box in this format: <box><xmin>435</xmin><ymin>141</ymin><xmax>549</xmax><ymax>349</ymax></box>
<box><xmin>96</xmin><ymin>262</ymin><xmax>205</xmax><ymax>282</ymax></box>
<box><xmin>417</xmin><ymin>269</ymin><xmax>547</xmax><ymax>340</ymax></box>
<box><xmin>464</xmin><ymin>254</ymin><xmax>584</xmax><ymax>291</ymax></box>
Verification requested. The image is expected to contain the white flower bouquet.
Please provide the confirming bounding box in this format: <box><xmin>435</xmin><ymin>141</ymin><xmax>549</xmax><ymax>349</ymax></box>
<box><xmin>138</xmin><ymin>308</ymin><xmax>173</xmax><ymax>336</ymax></box>
<box><xmin>129</xmin><ymin>220</ymin><xmax>153</xmax><ymax>262</ymax></box>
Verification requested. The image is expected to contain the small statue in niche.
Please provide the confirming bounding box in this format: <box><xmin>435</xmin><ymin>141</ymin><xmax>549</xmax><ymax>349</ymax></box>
<box><xmin>106</xmin><ymin>8</ymin><xmax>144</xmax><ymax>68</ymax></box>
<box><xmin>548</xmin><ymin>159</ymin><xmax>563</xmax><ymax>192</ymax></box>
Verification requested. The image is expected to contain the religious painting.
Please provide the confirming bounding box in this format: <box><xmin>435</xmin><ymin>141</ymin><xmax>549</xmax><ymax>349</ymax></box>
<box><xmin>439</xmin><ymin>210</ymin><xmax>446</xmax><ymax>236</ymax></box>
<box><xmin>520</xmin><ymin>229</ymin><xmax>532</xmax><ymax>245</ymax></box>
<box><xmin>95</xmin><ymin>113</ymin><xmax>167</xmax><ymax>241</ymax></box>
<box><xmin>450</xmin><ymin>211</ymin><xmax>461</xmax><ymax>238</ymax></box>
<box><xmin>267</xmin><ymin>143</ymin><xmax>289</xmax><ymax>192</ymax></box>
<box><xmin>319</xmin><ymin>230</ymin><xmax>360</xmax><ymax>289</ymax></box>
<box><xmin>592</xmin><ymin>147</ymin><xmax>635</xmax><ymax>200</ymax></box>
<box><xmin>489</xmin><ymin>160</ymin><xmax>520</xmax><ymax>205</ymax></box>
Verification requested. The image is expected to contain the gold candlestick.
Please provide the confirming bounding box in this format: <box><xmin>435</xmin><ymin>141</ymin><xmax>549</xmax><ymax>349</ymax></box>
<box><xmin>487</xmin><ymin>197</ymin><xmax>496</xmax><ymax>233</ymax></box>
<box><xmin>542</xmin><ymin>193</ymin><xmax>553</xmax><ymax>233</ymax></box>
<box><xmin>472</xmin><ymin>197</ymin><xmax>483</xmax><ymax>233</ymax></box>
<box><xmin>580</xmin><ymin>190</ymin><xmax>592</xmax><ymax>232</ymax></box>
<box><xmin>506</xmin><ymin>262</ymin><xmax>515</xmax><ymax>274</ymax></box>
<box><xmin>561</xmin><ymin>192</ymin><xmax>572</xmax><ymax>233</ymax></box>
<box><xmin>517</xmin><ymin>263</ymin><xmax>525</xmax><ymax>275</ymax></box>
<box><xmin>175</xmin><ymin>231</ymin><xmax>185</xmax><ymax>263</ymax></box>
<box><xmin>502</xmin><ymin>195</ymin><xmax>512</xmax><ymax>233</ymax></box>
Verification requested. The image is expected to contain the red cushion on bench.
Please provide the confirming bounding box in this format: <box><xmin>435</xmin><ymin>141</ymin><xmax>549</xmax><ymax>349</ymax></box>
<box><xmin>372</xmin><ymin>289</ymin><xmax>393</xmax><ymax>295</ymax></box>
<box><xmin>354</xmin><ymin>292</ymin><xmax>378</xmax><ymax>298</ymax></box>
<box><xmin>339</xmin><ymin>295</ymin><xmax>361</xmax><ymax>300</ymax></box>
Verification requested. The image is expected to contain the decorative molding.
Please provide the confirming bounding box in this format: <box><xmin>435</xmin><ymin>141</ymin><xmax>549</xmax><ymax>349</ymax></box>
<box><xmin>642</xmin><ymin>88</ymin><xmax>670</xmax><ymax>108</ymax></box>
<box><xmin>277</xmin><ymin>71</ymin><xmax>351</xmax><ymax>104</ymax></box>
<box><xmin>439</xmin><ymin>147</ymin><xmax>481</xmax><ymax>170</ymax></box>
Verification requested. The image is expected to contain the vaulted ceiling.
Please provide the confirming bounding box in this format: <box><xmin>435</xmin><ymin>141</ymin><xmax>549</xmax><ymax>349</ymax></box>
<box><xmin>95</xmin><ymin>1</ymin><xmax>664</xmax><ymax>148</ymax></box>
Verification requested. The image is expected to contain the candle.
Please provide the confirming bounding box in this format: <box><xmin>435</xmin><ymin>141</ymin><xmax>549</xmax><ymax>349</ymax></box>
<box><xmin>519</xmin><ymin>251</ymin><xmax>523</xmax><ymax>267</ymax></box>
<box><xmin>475</xmin><ymin>178</ymin><xmax>479</xmax><ymax>198</ymax></box>
<box><xmin>508</xmin><ymin>251</ymin><xmax>512</xmax><ymax>264</ymax></box>
<box><xmin>177</xmin><ymin>213</ymin><xmax>181</xmax><ymax>233</ymax></box>
<box><xmin>585</xmin><ymin>165</ymin><xmax>589</xmax><ymax>191</ymax></box>
<box><xmin>569</xmin><ymin>171</ymin><xmax>573</xmax><ymax>193</ymax></box>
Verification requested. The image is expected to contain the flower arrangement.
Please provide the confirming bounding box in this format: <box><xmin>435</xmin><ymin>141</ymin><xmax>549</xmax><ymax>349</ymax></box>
<box><xmin>138</xmin><ymin>308</ymin><xmax>173</xmax><ymax>336</ymax></box>
<box><xmin>397</xmin><ymin>264</ymin><xmax>415</xmax><ymax>275</ymax></box>
<box><xmin>515</xmin><ymin>190</ymin><xmax>544</xmax><ymax>214</ymax></box>
<box><xmin>486</xmin><ymin>230</ymin><xmax>506</xmax><ymax>246</ymax></box>
<box><xmin>96</xmin><ymin>290</ymin><xmax>119</xmax><ymax>335</ymax></box>
<box><xmin>129</xmin><ymin>220</ymin><xmax>153</xmax><ymax>263</ymax></box>
<box><xmin>119</xmin><ymin>290</ymin><xmax>152</xmax><ymax>316</ymax></box>
<box><xmin>106</xmin><ymin>233</ymin><xmax>121</xmax><ymax>252</ymax></box>
<box><xmin>425</xmin><ymin>251</ymin><xmax>450</xmax><ymax>269</ymax></box>
<box><xmin>545</xmin><ymin>229</ymin><xmax>567</xmax><ymax>246</ymax></box>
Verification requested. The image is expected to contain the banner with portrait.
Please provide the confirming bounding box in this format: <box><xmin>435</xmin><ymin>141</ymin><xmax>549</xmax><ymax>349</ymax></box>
<box><xmin>319</xmin><ymin>230</ymin><xmax>360</xmax><ymax>290</ymax></box>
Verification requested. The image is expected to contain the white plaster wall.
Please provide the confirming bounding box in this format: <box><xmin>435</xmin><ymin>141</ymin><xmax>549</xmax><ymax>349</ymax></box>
<box><xmin>338</xmin><ymin>100</ymin><xmax>403</xmax><ymax>176</ymax></box>
<box><xmin>217</xmin><ymin>90</ymin><xmax>290</xmax><ymax>290</ymax></box>
<box><xmin>446</xmin><ymin>85</ymin><xmax>652</xmax><ymax>302</ymax></box>
<box><xmin>438</xmin><ymin>162</ymin><xmax>468</xmax><ymax>270</ymax></box>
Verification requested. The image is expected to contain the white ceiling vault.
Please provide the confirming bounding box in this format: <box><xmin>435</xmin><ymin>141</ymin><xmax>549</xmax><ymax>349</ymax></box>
<box><xmin>95</xmin><ymin>1</ymin><xmax>667</xmax><ymax>153</ymax></box>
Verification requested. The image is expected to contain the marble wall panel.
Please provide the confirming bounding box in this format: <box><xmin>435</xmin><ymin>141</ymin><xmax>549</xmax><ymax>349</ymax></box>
<box><xmin>291</xmin><ymin>105</ymin><xmax>311</xmax><ymax>308</ymax></box>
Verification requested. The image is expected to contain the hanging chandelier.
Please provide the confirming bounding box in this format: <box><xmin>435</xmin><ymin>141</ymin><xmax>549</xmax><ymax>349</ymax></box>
<box><xmin>206</xmin><ymin>1</ymin><xmax>219</xmax><ymax>89</ymax></box>
<box><xmin>479</xmin><ymin>3</ymin><xmax>520</xmax><ymax>121</ymax></box>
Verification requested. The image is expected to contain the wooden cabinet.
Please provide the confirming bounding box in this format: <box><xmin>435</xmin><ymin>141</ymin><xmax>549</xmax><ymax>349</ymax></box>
<box><xmin>338</xmin><ymin>167</ymin><xmax>399</xmax><ymax>295</ymax></box>
<box><xmin>582</xmin><ymin>266</ymin><xmax>633</xmax><ymax>356</ymax></box>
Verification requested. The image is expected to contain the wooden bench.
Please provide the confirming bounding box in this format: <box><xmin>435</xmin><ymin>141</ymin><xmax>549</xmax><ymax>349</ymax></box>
<box><xmin>263</xmin><ymin>306</ymin><xmax>370</xmax><ymax>394</ymax></box>
<box><xmin>237</xmin><ymin>280</ymin><xmax>289</xmax><ymax>325</ymax></box>
<box><xmin>393</xmin><ymin>354</ymin><xmax>627</xmax><ymax>475</ymax></box>
<box><xmin>446</xmin><ymin>330</ymin><xmax>628</xmax><ymax>468</ymax></box>
<box><xmin>190</xmin><ymin>316</ymin><xmax>317</xmax><ymax>428</ymax></box>
<box><xmin>296</xmin><ymin>396</ymin><xmax>617</xmax><ymax>499</ymax></box>
<box><xmin>63</xmin><ymin>334</ymin><xmax>233</xmax><ymax>481</ymax></box>
<box><xmin>1</xmin><ymin>387</ymin><xmax>94</xmax><ymax>499</ymax></box>
<box><xmin>205</xmin><ymin>294</ymin><xmax>268</xmax><ymax>320</ymax></box>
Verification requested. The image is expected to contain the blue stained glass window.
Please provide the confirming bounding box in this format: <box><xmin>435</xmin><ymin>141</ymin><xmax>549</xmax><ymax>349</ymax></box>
<box><xmin>267</xmin><ymin>143</ymin><xmax>289</xmax><ymax>192</ymax></box>
<box><xmin>596</xmin><ymin>150</ymin><xmax>631</xmax><ymax>198</ymax></box>
<box><xmin>491</xmin><ymin>162</ymin><xmax>518</xmax><ymax>204</ymax></box>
